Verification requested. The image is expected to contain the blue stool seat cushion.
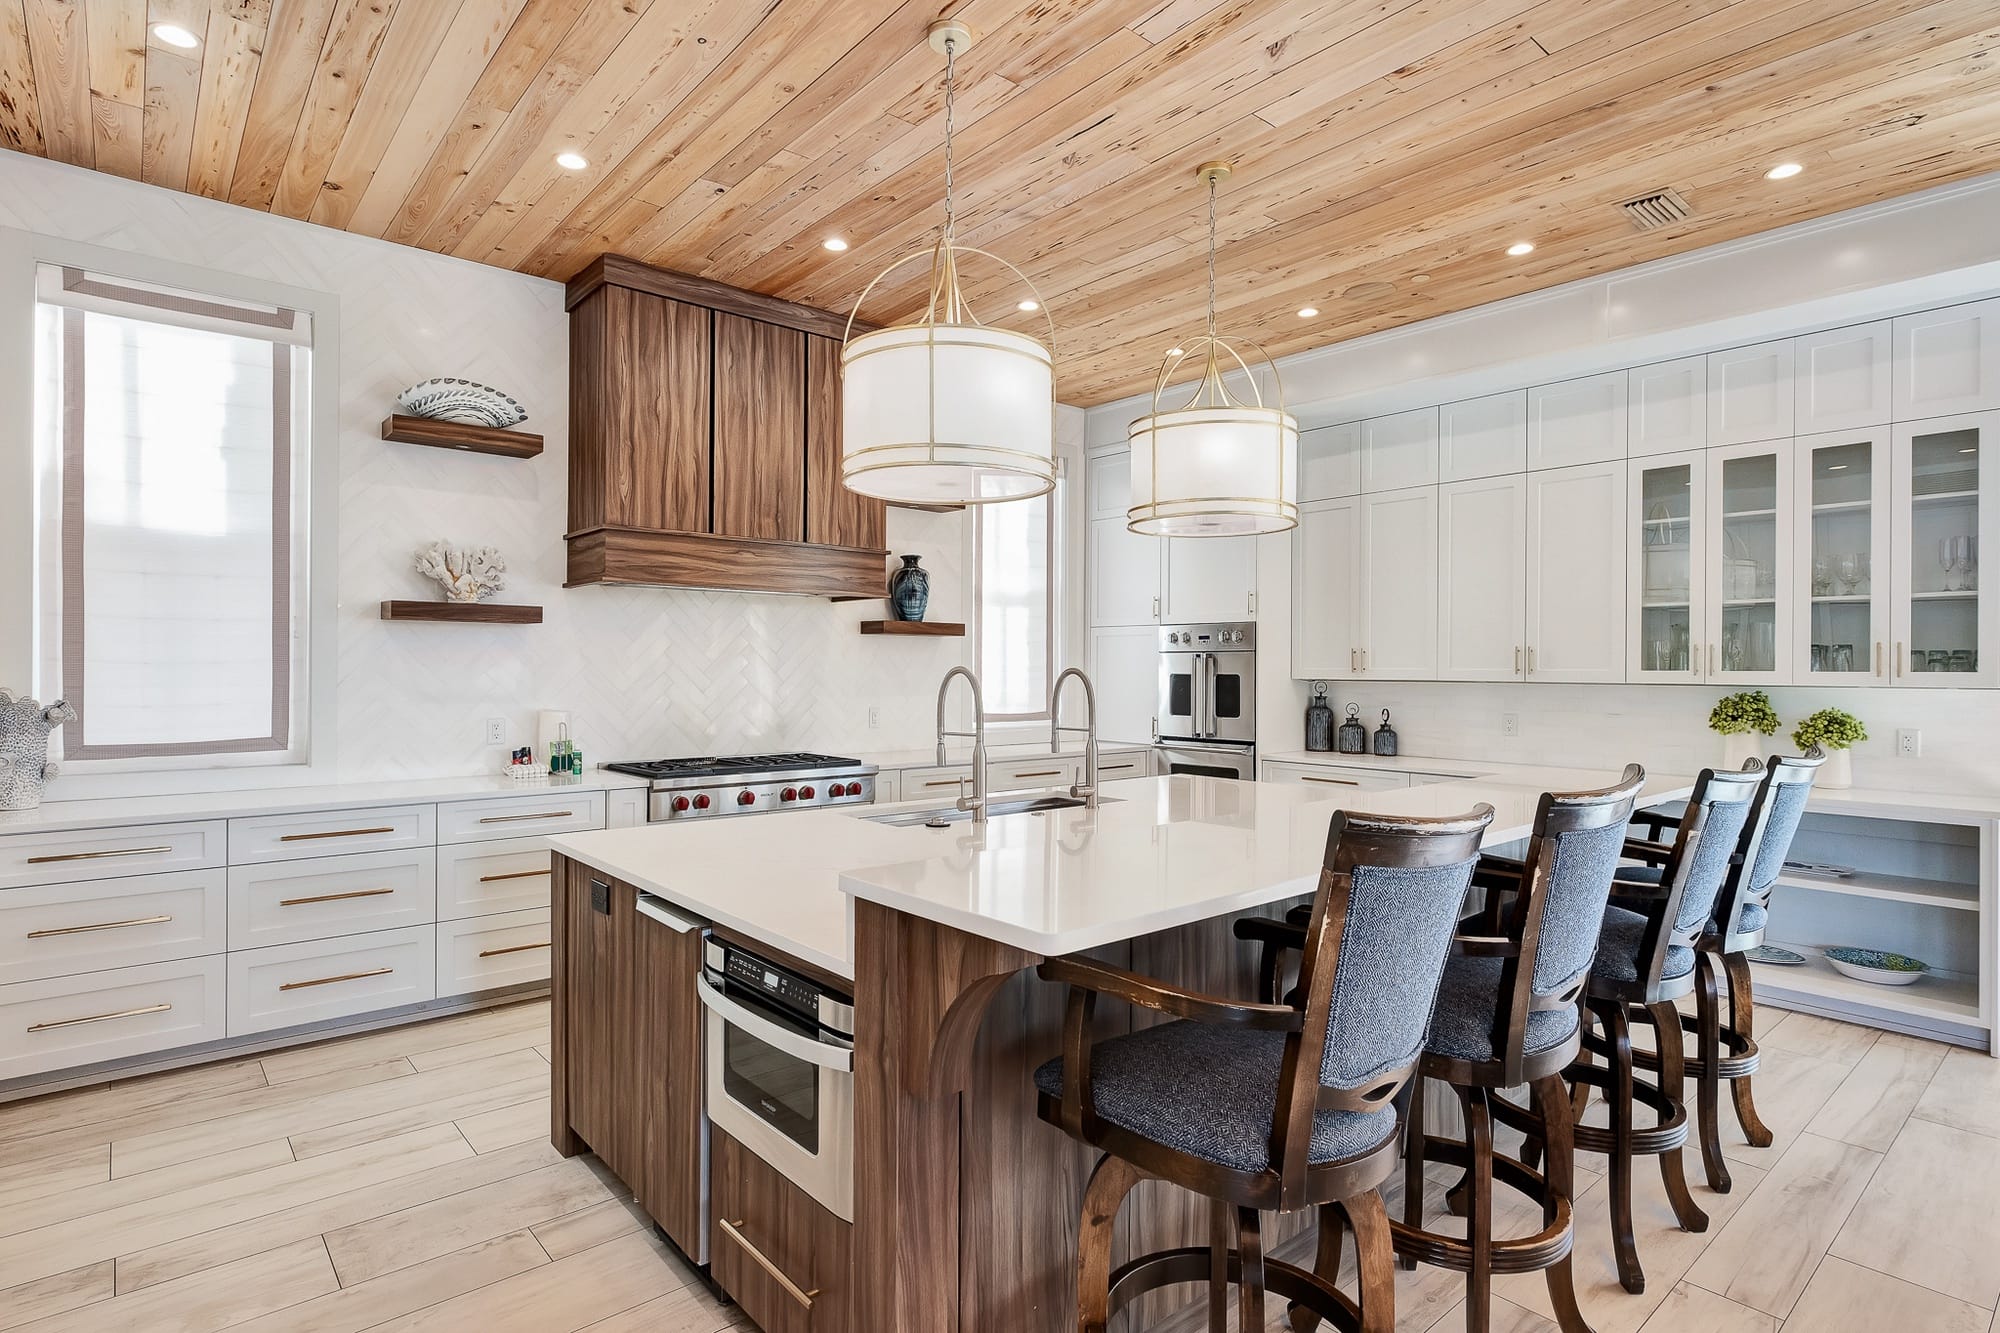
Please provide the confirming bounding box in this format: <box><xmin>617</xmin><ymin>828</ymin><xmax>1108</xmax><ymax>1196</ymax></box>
<box><xmin>1032</xmin><ymin>1019</ymin><xmax>1399</xmax><ymax>1173</ymax></box>
<box><xmin>1594</xmin><ymin>904</ymin><xmax>1694</xmax><ymax>984</ymax></box>
<box><xmin>1425</xmin><ymin>954</ymin><xmax>1580</xmax><ymax>1062</ymax></box>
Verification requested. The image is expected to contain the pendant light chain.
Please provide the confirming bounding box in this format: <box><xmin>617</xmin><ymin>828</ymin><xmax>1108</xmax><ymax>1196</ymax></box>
<box><xmin>942</xmin><ymin>37</ymin><xmax>957</xmax><ymax>244</ymax></box>
<box><xmin>1205</xmin><ymin>173</ymin><xmax>1218</xmax><ymax>339</ymax></box>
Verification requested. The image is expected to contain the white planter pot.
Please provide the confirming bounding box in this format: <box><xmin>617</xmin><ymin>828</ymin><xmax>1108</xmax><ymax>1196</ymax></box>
<box><xmin>1719</xmin><ymin>732</ymin><xmax>1763</xmax><ymax>771</ymax></box>
<box><xmin>1818</xmin><ymin>747</ymin><xmax>1853</xmax><ymax>789</ymax></box>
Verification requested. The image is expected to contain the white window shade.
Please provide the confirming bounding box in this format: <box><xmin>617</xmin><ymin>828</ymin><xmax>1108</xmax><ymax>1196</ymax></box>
<box><xmin>976</xmin><ymin>488</ymin><xmax>1055</xmax><ymax>719</ymax></box>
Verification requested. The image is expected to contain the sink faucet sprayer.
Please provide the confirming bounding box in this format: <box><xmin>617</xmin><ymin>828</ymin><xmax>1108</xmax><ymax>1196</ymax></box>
<box><xmin>1048</xmin><ymin>667</ymin><xmax>1099</xmax><ymax>809</ymax></box>
<box><xmin>934</xmin><ymin>666</ymin><xmax>988</xmax><ymax>825</ymax></box>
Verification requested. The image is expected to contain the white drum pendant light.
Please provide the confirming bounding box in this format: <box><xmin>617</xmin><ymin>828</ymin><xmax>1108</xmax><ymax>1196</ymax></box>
<box><xmin>1128</xmin><ymin>163</ymin><xmax>1298</xmax><ymax>537</ymax></box>
<box><xmin>840</xmin><ymin>21</ymin><xmax>1056</xmax><ymax>506</ymax></box>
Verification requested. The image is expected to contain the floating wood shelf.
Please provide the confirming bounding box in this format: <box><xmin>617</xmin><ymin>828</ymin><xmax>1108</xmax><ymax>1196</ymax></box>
<box><xmin>859</xmin><ymin>620</ymin><xmax>964</xmax><ymax>637</ymax></box>
<box><xmin>381</xmin><ymin>414</ymin><xmax>544</xmax><ymax>459</ymax></box>
<box><xmin>380</xmin><ymin>601</ymin><xmax>543</xmax><ymax>624</ymax></box>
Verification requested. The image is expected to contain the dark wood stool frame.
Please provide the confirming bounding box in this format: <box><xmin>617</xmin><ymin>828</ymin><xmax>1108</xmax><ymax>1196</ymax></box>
<box><xmin>1037</xmin><ymin>805</ymin><xmax>1497</xmax><ymax>1333</ymax></box>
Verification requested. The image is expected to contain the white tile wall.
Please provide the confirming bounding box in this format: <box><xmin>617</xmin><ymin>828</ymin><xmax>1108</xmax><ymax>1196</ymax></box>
<box><xmin>0</xmin><ymin>154</ymin><xmax>975</xmax><ymax>784</ymax></box>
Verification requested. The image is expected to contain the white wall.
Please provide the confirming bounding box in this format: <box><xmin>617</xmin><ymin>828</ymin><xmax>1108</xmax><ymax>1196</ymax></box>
<box><xmin>0</xmin><ymin>152</ymin><xmax>998</xmax><ymax>788</ymax></box>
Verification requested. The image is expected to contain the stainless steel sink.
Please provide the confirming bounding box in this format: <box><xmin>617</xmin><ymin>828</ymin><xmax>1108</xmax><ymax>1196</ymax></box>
<box><xmin>864</xmin><ymin>793</ymin><xmax>1114</xmax><ymax>828</ymax></box>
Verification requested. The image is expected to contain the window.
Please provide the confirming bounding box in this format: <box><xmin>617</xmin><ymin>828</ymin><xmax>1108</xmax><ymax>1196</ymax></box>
<box><xmin>974</xmin><ymin>472</ymin><xmax>1060</xmax><ymax>720</ymax></box>
<box><xmin>33</xmin><ymin>265</ymin><xmax>312</xmax><ymax>765</ymax></box>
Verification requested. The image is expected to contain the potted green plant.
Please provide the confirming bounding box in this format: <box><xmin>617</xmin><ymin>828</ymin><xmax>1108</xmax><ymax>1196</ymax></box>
<box><xmin>1792</xmin><ymin>707</ymin><xmax>1867</xmax><ymax>789</ymax></box>
<box><xmin>1708</xmin><ymin>690</ymin><xmax>1779</xmax><ymax>770</ymax></box>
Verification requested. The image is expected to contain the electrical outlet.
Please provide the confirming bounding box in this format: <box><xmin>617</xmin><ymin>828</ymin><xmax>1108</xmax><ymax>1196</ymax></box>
<box><xmin>1897</xmin><ymin>728</ymin><xmax>1922</xmax><ymax>758</ymax></box>
<box><xmin>867</xmin><ymin>706</ymin><xmax>880</xmax><ymax>730</ymax></box>
<box><xmin>484</xmin><ymin>717</ymin><xmax>507</xmax><ymax>747</ymax></box>
<box><xmin>1501</xmin><ymin>713</ymin><xmax>1520</xmax><ymax>738</ymax></box>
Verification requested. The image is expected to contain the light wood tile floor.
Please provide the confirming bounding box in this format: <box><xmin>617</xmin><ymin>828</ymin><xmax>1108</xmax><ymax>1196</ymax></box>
<box><xmin>0</xmin><ymin>999</ymin><xmax>1990</xmax><ymax>1332</ymax></box>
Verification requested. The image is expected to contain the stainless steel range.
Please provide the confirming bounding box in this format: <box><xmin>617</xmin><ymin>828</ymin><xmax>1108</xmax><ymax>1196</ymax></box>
<box><xmin>604</xmin><ymin>752</ymin><xmax>879</xmax><ymax>823</ymax></box>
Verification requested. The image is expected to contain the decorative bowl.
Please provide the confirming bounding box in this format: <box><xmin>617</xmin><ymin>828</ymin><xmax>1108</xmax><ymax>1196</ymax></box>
<box><xmin>1824</xmin><ymin>946</ymin><xmax>1929</xmax><ymax>986</ymax></box>
<box><xmin>397</xmin><ymin>378</ymin><xmax>527</xmax><ymax>429</ymax></box>
<box><xmin>1746</xmin><ymin>945</ymin><xmax>1806</xmax><ymax>967</ymax></box>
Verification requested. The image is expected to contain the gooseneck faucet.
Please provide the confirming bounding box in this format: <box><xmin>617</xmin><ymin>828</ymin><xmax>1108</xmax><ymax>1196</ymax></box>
<box><xmin>1049</xmin><ymin>667</ymin><xmax>1100</xmax><ymax>809</ymax></box>
<box><xmin>934</xmin><ymin>666</ymin><xmax>988</xmax><ymax>824</ymax></box>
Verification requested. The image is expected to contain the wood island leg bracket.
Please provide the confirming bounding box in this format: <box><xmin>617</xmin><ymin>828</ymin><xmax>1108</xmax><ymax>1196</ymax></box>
<box><xmin>852</xmin><ymin>900</ymin><xmax>1039</xmax><ymax>1333</ymax></box>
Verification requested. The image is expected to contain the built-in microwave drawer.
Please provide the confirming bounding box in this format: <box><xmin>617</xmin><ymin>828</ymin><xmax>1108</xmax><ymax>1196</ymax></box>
<box><xmin>987</xmin><ymin>756</ymin><xmax>1080</xmax><ymax>793</ymax></box>
<box><xmin>436</xmin><ymin>792</ymin><xmax>605</xmax><ymax>845</ymax></box>
<box><xmin>0</xmin><ymin>956</ymin><xmax>226</xmax><ymax>1081</ymax></box>
<box><xmin>0</xmin><ymin>869</ymin><xmax>227</xmax><ymax>986</ymax></box>
<box><xmin>1262</xmin><ymin>761</ymin><xmax>1411</xmax><ymax>792</ymax></box>
<box><xmin>435</xmin><ymin>838</ymin><xmax>553</xmax><ymax>920</ymax></box>
<box><xmin>228</xmin><ymin>805</ymin><xmax>433</xmax><ymax>866</ymax></box>
<box><xmin>226</xmin><ymin>926</ymin><xmax>436</xmax><ymax>1037</ymax></box>
<box><xmin>227</xmin><ymin>849</ymin><xmax>436</xmax><ymax>951</ymax></box>
<box><xmin>0</xmin><ymin>821</ymin><xmax>226</xmax><ymax>891</ymax></box>
<box><xmin>436</xmin><ymin>908</ymin><xmax>551</xmax><ymax>997</ymax></box>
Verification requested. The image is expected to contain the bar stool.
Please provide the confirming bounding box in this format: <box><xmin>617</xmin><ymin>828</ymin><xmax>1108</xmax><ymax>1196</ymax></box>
<box><xmin>1626</xmin><ymin>750</ymin><xmax>1823</xmax><ymax>1192</ymax></box>
<box><xmin>1034</xmin><ymin>804</ymin><xmax>1496</xmax><ymax>1333</ymax></box>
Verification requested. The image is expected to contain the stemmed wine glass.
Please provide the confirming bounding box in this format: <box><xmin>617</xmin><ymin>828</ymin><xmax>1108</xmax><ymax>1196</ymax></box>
<box><xmin>1940</xmin><ymin>536</ymin><xmax>1974</xmax><ymax>592</ymax></box>
<box><xmin>1835</xmin><ymin>555</ymin><xmax>1859</xmax><ymax>595</ymax></box>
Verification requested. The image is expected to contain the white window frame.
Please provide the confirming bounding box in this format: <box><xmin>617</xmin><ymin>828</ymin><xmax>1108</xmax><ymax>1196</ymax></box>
<box><xmin>0</xmin><ymin>230</ymin><xmax>341</xmax><ymax>797</ymax></box>
<box><xmin>972</xmin><ymin>439</ymin><xmax>1086</xmax><ymax>727</ymax></box>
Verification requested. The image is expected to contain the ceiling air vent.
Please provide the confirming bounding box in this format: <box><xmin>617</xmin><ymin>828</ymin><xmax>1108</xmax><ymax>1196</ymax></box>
<box><xmin>1619</xmin><ymin>188</ymin><xmax>1692</xmax><ymax>231</ymax></box>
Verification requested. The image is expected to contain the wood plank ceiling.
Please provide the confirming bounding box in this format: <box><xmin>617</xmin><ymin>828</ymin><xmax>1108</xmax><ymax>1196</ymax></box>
<box><xmin>2</xmin><ymin>0</ymin><xmax>1997</xmax><ymax>405</ymax></box>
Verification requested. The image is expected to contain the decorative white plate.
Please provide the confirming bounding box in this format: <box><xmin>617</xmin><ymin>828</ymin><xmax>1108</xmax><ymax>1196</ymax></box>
<box><xmin>1824</xmin><ymin>946</ymin><xmax>1929</xmax><ymax>986</ymax></box>
<box><xmin>397</xmin><ymin>378</ymin><xmax>527</xmax><ymax>429</ymax></box>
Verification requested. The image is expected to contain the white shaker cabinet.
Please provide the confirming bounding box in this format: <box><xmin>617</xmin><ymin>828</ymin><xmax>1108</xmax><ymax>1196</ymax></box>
<box><xmin>1889</xmin><ymin>410</ymin><xmax>2000</xmax><ymax>687</ymax></box>
<box><xmin>1292</xmin><ymin>498</ymin><xmax>1363</xmax><ymax>678</ymax></box>
<box><xmin>1893</xmin><ymin>298</ymin><xmax>2000</xmax><ymax>420</ymax></box>
<box><xmin>1794</xmin><ymin>322</ymin><xmax>1891</xmax><ymax>433</ymax></box>
<box><xmin>1090</xmin><ymin>517</ymin><xmax>1161</xmax><ymax>625</ymax></box>
<box><xmin>1527</xmin><ymin>372</ymin><xmax>1627</xmax><ymax>470</ymax></box>
<box><xmin>1361</xmin><ymin>408</ymin><xmax>1440</xmax><ymax>492</ymax></box>
<box><xmin>1708</xmin><ymin>341</ymin><xmax>1794</xmax><ymax>447</ymax></box>
<box><xmin>1437</xmin><ymin>474</ymin><xmax>1527</xmax><ymax>681</ymax></box>
<box><xmin>1299</xmin><ymin>421</ymin><xmax>1361</xmax><ymax>501</ymax></box>
<box><xmin>1526</xmin><ymin>460</ymin><xmax>1626</xmax><ymax>683</ymax></box>
<box><xmin>1439</xmin><ymin>392</ymin><xmax>1527</xmax><ymax>482</ymax></box>
<box><xmin>1089</xmin><ymin>449</ymin><xmax>1133</xmax><ymax>518</ymax></box>
<box><xmin>1164</xmin><ymin>537</ymin><xmax>1257</xmax><ymax>621</ymax></box>
<box><xmin>1629</xmin><ymin>357</ymin><xmax>1707</xmax><ymax>457</ymax></box>
<box><xmin>1359</xmin><ymin>486</ymin><xmax>1439</xmax><ymax>679</ymax></box>
<box><xmin>1089</xmin><ymin>625</ymin><xmax>1161</xmax><ymax>744</ymax></box>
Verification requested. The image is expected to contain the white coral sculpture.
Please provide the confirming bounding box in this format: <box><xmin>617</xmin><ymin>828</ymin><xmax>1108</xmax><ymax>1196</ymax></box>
<box><xmin>414</xmin><ymin>541</ymin><xmax>508</xmax><ymax>603</ymax></box>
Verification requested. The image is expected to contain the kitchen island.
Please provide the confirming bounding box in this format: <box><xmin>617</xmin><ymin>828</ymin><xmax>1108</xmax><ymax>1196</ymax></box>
<box><xmin>548</xmin><ymin>767</ymin><xmax>1692</xmax><ymax>1332</ymax></box>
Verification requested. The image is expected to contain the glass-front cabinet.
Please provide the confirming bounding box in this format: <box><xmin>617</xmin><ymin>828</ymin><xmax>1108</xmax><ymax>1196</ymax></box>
<box><xmin>1705</xmin><ymin>440</ymin><xmax>1791</xmax><ymax>684</ymax></box>
<box><xmin>1891</xmin><ymin>411</ymin><xmax>1998</xmax><ymax>687</ymax></box>
<box><xmin>1629</xmin><ymin>452</ymin><xmax>1703</xmax><ymax>681</ymax></box>
<box><xmin>1795</xmin><ymin>429</ymin><xmax>1891</xmax><ymax>682</ymax></box>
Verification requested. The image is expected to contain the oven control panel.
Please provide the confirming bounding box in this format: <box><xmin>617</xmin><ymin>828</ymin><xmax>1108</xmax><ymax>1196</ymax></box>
<box><xmin>1159</xmin><ymin>621</ymin><xmax>1255</xmax><ymax>650</ymax></box>
<box><xmin>703</xmin><ymin>938</ymin><xmax>855</xmax><ymax>1041</ymax></box>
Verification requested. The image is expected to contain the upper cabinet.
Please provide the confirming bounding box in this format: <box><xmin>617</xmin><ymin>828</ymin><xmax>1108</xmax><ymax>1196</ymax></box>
<box><xmin>1437</xmin><ymin>475</ymin><xmax>1527</xmax><ymax>680</ymax></box>
<box><xmin>1796</xmin><ymin>427</ymin><xmax>1892</xmax><ymax>685</ymax></box>
<box><xmin>1298</xmin><ymin>422</ymin><xmax>1361</xmax><ymax>501</ymax></box>
<box><xmin>1439</xmin><ymin>392</ymin><xmax>1527</xmax><ymax>482</ymax></box>
<box><xmin>1293</xmin><ymin>498</ymin><xmax>1362</xmax><ymax>678</ymax></box>
<box><xmin>1629</xmin><ymin>357</ymin><xmax>1707</xmax><ymax>457</ymax></box>
<box><xmin>1361</xmin><ymin>408</ymin><xmax>1440</xmax><ymax>492</ymax></box>
<box><xmin>1795</xmin><ymin>322</ymin><xmax>1891</xmax><ymax>434</ymax></box>
<box><xmin>1527</xmin><ymin>372</ymin><xmax>1627</xmax><ymax>470</ymax></box>
<box><xmin>1708</xmin><ymin>341</ymin><xmax>1794</xmax><ymax>446</ymax></box>
<box><xmin>1526</xmin><ymin>460</ymin><xmax>1626</xmax><ymax>683</ymax></box>
<box><xmin>1164</xmin><ymin>538</ymin><xmax>1257</xmax><ymax>622</ymax></box>
<box><xmin>564</xmin><ymin>257</ymin><xmax>886</xmax><ymax>597</ymax></box>
<box><xmin>1893</xmin><ymin>298</ymin><xmax>2000</xmax><ymax>421</ymax></box>
<box><xmin>1358</xmin><ymin>486</ymin><xmax>1439</xmax><ymax>679</ymax></box>
<box><xmin>1087</xmin><ymin>450</ymin><xmax>1254</xmax><ymax>626</ymax></box>
<box><xmin>1889</xmin><ymin>411</ymin><xmax>2000</xmax><ymax>687</ymax></box>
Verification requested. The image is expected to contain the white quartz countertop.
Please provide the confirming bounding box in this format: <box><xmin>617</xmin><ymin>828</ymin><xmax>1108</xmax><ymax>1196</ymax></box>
<box><xmin>1260</xmin><ymin>751</ymin><xmax>1506</xmax><ymax>777</ymax></box>
<box><xmin>0</xmin><ymin>770</ymin><xmax>649</xmax><ymax>835</ymax></box>
<box><xmin>852</xmin><ymin>738</ymin><xmax>1155</xmax><ymax>770</ymax></box>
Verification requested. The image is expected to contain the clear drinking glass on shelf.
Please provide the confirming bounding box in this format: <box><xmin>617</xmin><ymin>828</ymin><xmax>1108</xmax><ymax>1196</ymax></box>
<box><xmin>1856</xmin><ymin>550</ymin><xmax>1870</xmax><ymax>593</ymax></box>
<box><xmin>1835</xmin><ymin>554</ymin><xmax>1859</xmax><ymax>594</ymax></box>
<box><xmin>1939</xmin><ymin>538</ymin><xmax>1961</xmax><ymax>593</ymax></box>
<box><xmin>1811</xmin><ymin>556</ymin><xmax>1831</xmax><ymax>595</ymax></box>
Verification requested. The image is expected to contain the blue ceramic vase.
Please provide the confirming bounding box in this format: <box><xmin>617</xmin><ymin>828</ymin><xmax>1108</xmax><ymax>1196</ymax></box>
<box><xmin>889</xmin><ymin>554</ymin><xmax>930</xmax><ymax>622</ymax></box>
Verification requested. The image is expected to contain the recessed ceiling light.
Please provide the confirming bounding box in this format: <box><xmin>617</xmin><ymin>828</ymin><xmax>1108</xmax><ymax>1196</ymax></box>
<box><xmin>554</xmin><ymin>151</ymin><xmax>588</xmax><ymax>171</ymax></box>
<box><xmin>1765</xmin><ymin>162</ymin><xmax>1803</xmax><ymax>180</ymax></box>
<box><xmin>1506</xmin><ymin>241</ymin><xmax>1535</xmax><ymax>257</ymax></box>
<box><xmin>1017</xmin><ymin>299</ymin><xmax>1038</xmax><ymax>312</ymax></box>
<box><xmin>822</xmin><ymin>237</ymin><xmax>849</xmax><ymax>252</ymax></box>
<box><xmin>151</xmin><ymin>22</ymin><xmax>200</xmax><ymax>48</ymax></box>
<box><xmin>1411</xmin><ymin>272</ymin><xmax>1431</xmax><ymax>284</ymax></box>
<box><xmin>1297</xmin><ymin>306</ymin><xmax>1319</xmax><ymax>318</ymax></box>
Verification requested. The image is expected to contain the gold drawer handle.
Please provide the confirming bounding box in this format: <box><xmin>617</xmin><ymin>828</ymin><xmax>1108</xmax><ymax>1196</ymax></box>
<box><xmin>478</xmin><ymin>868</ymin><xmax>553</xmax><ymax>883</ymax></box>
<box><xmin>477</xmin><ymin>811</ymin><xmax>575</xmax><ymax>824</ymax></box>
<box><xmin>26</xmin><ymin>845</ymin><xmax>172</xmax><ymax>865</ymax></box>
<box><xmin>479</xmin><ymin>941</ymin><xmax>551</xmax><ymax>958</ymax></box>
<box><xmin>30</xmin><ymin>1002</ymin><xmax>172</xmax><ymax>1032</ymax></box>
<box><xmin>279</xmin><ymin>826</ymin><xmax>395</xmax><ymax>843</ymax></box>
<box><xmin>27</xmin><ymin>914</ymin><xmax>174</xmax><ymax>938</ymax></box>
<box><xmin>279</xmin><ymin>887</ymin><xmax>395</xmax><ymax>908</ymax></box>
<box><xmin>717</xmin><ymin>1218</ymin><xmax>818</xmax><ymax>1309</ymax></box>
<box><xmin>1301</xmin><ymin>775</ymin><xmax>1360</xmax><ymax>786</ymax></box>
<box><xmin>1011</xmin><ymin>769</ymin><xmax>1064</xmax><ymax>779</ymax></box>
<box><xmin>280</xmin><ymin>967</ymin><xmax>392</xmax><ymax>992</ymax></box>
<box><xmin>922</xmin><ymin>778</ymin><xmax>964</xmax><ymax>788</ymax></box>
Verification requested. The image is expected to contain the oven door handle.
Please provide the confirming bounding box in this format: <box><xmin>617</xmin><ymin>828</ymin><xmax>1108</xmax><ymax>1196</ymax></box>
<box><xmin>696</xmin><ymin>975</ymin><xmax>854</xmax><ymax>1073</ymax></box>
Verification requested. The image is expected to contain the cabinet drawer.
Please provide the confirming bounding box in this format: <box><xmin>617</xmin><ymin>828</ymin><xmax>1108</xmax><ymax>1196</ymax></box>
<box><xmin>0</xmin><ymin>821</ymin><xmax>225</xmax><ymax>891</ymax></box>
<box><xmin>0</xmin><ymin>956</ymin><xmax>226</xmax><ymax>1080</ymax></box>
<box><xmin>228</xmin><ymin>806</ymin><xmax>433</xmax><ymax>866</ymax></box>
<box><xmin>0</xmin><ymin>869</ymin><xmax>227</xmax><ymax>985</ymax></box>
<box><xmin>226</xmin><ymin>927</ymin><xmax>436</xmax><ymax>1036</ymax></box>
<box><xmin>1095</xmin><ymin>751</ymin><xmax>1149</xmax><ymax>782</ymax></box>
<box><xmin>437</xmin><ymin>908</ymin><xmax>551</xmax><ymax>997</ymax></box>
<box><xmin>228</xmin><ymin>849</ymin><xmax>436</xmax><ymax>950</ymax></box>
<box><xmin>988</xmin><ymin>756</ymin><xmax>1078</xmax><ymax>793</ymax></box>
<box><xmin>437</xmin><ymin>791</ymin><xmax>606</xmax><ymax>845</ymax></box>
<box><xmin>712</xmin><ymin>1129</ymin><xmax>850</xmax><ymax>1333</ymax></box>
<box><xmin>900</xmin><ymin>765</ymin><xmax>973</xmax><ymax>799</ymax></box>
<box><xmin>1262</xmin><ymin>762</ymin><xmax>1411</xmax><ymax>792</ymax></box>
<box><xmin>436</xmin><ymin>838</ymin><xmax>553</xmax><ymax>920</ymax></box>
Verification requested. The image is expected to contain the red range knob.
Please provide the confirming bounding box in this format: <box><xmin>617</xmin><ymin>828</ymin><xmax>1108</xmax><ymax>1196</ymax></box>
<box><xmin>693</xmin><ymin>794</ymin><xmax>711</xmax><ymax>810</ymax></box>
<box><xmin>737</xmin><ymin>790</ymin><xmax>756</xmax><ymax>806</ymax></box>
<box><xmin>671</xmin><ymin>796</ymin><xmax>690</xmax><ymax>812</ymax></box>
<box><xmin>799</xmin><ymin>785</ymin><xmax>815</xmax><ymax>799</ymax></box>
<box><xmin>781</xmin><ymin>787</ymin><xmax>798</xmax><ymax>802</ymax></box>
<box><xmin>845</xmin><ymin>781</ymin><xmax>863</xmax><ymax>796</ymax></box>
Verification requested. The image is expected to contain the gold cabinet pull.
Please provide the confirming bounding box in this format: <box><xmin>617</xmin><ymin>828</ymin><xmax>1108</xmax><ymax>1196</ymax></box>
<box><xmin>280</xmin><ymin>967</ymin><xmax>392</xmax><ymax>992</ymax></box>
<box><xmin>1875</xmin><ymin>641</ymin><xmax>1884</xmax><ymax>676</ymax></box>
<box><xmin>279</xmin><ymin>826</ymin><xmax>395</xmax><ymax>843</ymax></box>
<box><xmin>478</xmin><ymin>941</ymin><xmax>551</xmax><ymax>958</ymax></box>
<box><xmin>1011</xmin><ymin>769</ymin><xmax>1064</xmax><ymax>779</ymax></box>
<box><xmin>29</xmin><ymin>1002</ymin><xmax>172</xmax><ymax>1032</ymax></box>
<box><xmin>717</xmin><ymin>1218</ymin><xmax>818</xmax><ymax>1308</ymax></box>
<box><xmin>1301</xmin><ymin>775</ymin><xmax>1360</xmax><ymax>786</ymax></box>
<box><xmin>279</xmin><ymin>887</ymin><xmax>395</xmax><ymax>908</ymax></box>
<box><xmin>27</xmin><ymin>914</ymin><xmax>173</xmax><ymax>939</ymax></box>
<box><xmin>1896</xmin><ymin>640</ymin><xmax>1905</xmax><ymax>677</ymax></box>
<box><xmin>922</xmin><ymin>778</ymin><xmax>963</xmax><ymax>788</ymax></box>
<box><xmin>478</xmin><ymin>868</ymin><xmax>553</xmax><ymax>883</ymax></box>
<box><xmin>477</xmin><ymin>810</ymin><xmax>575</xmax><ymax>824</ymax></box>
<box><xmin>26</xmin><ymin>845</ymin><xmax>172</xmax><ymax>865</ymax></box>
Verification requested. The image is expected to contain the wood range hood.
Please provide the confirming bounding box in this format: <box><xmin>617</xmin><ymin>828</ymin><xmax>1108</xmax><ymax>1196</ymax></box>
<box><xmin>564</xmin><ymin>255</ymin><xmax>889</xmax><ymax>599</ymax></box>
